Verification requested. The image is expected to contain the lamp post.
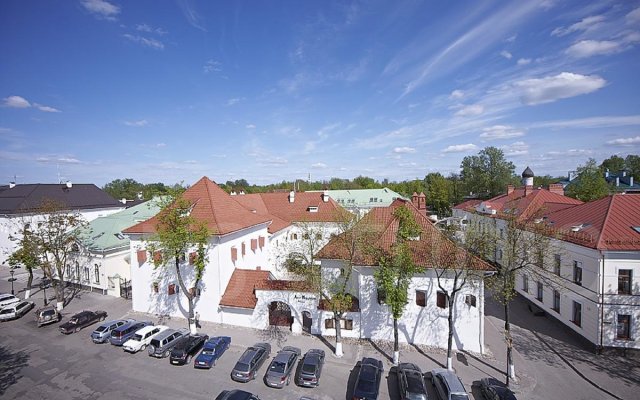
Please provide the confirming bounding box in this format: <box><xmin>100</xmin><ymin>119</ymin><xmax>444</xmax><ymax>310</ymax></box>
<box><xmin>42</xmin><ymin>279</ymin><xmax>48</xmax><ymax>306</ymax></box>
<box><xmin>9</xmin><ymin>269</ymin><xmax>16</xmax><ymax>295</ymax></box>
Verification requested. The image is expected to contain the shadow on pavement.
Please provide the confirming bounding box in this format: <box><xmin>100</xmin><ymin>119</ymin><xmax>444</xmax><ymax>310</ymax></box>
<box><xmin>410</xmin><ymin>343</ymin><xmax>445</xmax><ymax>368</ymax></box>
<box><xmin>345</xmin><ymin>362</ymin><xmax>360</xmax><ymax>400</ymax></box>
<box><xmin>387</xmin><ymin>366</ymin><xmax>400</xmax><ymax>400</ymax></box>
<box><xmin>0</xmin><ymin>345</ymin><xmax>30</xmax><ymax>396</ymax></box>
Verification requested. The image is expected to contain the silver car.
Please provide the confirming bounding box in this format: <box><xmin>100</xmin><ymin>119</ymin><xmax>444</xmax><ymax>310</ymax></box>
<box><xmin>147</xmin><ymin>328</ymin><xmax>188</xmax><ymax>358</ymax></box>
<box><xmin>431</xmin><ymin>368</ymin><xmax>469</xmax><ymax>400</ymax></box>
<box><xmin>0</xmin><ymin>300</ymin><xmax>34</xmax><ymax>321</ymax></box>
<box><xmin>91</xmin><ymin>319</ymin><xmax>134</xmax><ymax>343</ymax></box>
<box><xmin>264</xmin><ymin>346</ymin><xmax>301</xmax><ymax>388</ymax></box>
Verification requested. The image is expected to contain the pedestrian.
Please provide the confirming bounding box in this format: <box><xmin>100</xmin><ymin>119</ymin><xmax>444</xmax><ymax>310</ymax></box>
<box><xmin>195</xmin><ymin>311</ymin><xmax>201</xmax><ymax>328</ymax></box>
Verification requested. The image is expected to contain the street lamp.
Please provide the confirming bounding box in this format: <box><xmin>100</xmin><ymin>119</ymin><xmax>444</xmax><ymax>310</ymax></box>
<box><xmin>9</xmin><ymin>269</ymin><xmax>16</xmax><ymax>295</ymax></box>
<box><xmin>41</xmin><ymin>278</ymin><xmax>48</xmax><ymax>306</ymax></box>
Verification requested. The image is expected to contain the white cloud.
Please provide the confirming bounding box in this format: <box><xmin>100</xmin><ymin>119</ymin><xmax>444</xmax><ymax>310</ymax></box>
<box><xmin>530</xmin><ymin>115</ymin><xmax>640</xmax><ymax>129</ymax></box>
<box><xmin>123</xmin><ymin>34</ymin><xmax>164</xmax><ymax>50</ymax></box>
<box><xmin>455</xmin><ymin>104</ymin><xmax>484</xmax><ymax>117</ymax></box>
<box><xmin>517</xmin><ymin>58</ymin><xmax>531</xmax><ymax>65</ymax></box>
<box><xmin>500</xmin><ymin>50</ymin><xmax>513</xmax><ymax>59</ymax></box>
<box><xmin>36</xmin><ymin>155</ymin><xmax>82</xmax><ymax>164</ymax></box>
<box><xmin>449</xmin><ymin>90</ymin><xmax>464</xmax><ymax>99</ymax></box>
<box><xmin>156</xmin><ymin>143</ymin><xmax>166</xmax><ymax>148</ymax></box>
<box><xmin>506</xmin><ymin>34</ymin><xmax>517</xmax><ymax>43</ymax></box>
<box><xmin>393</xmin><ymin>146</ymin><xmax>416</xmax><ymax>154</ymax></box>
<box><xmin>442</xmin><ymin>143</ymin><xmax>478</xmax><ymax>153</ymax></box>
<box><xmin>34</xmin><ymin>103</ymin><xmax>60</xmax><ymax>113</ymax></box>
<box><xmin>551</xmin><ymin>15</ymin><xmax>605</xmax><ymax>37</ymax></box>
<box><xmin>311</xmin><ymin>162</ymin><xmax>327</xmax><ymax>168</ymax></box>
<box><xmin>226</xmin><ymin>98</ymin><xmax>242</xmax><ymax>106</ymax></box>
<box><xmin>480</xmin><ymin>125</ymin><xmax>525</xmax><ymax>140</ymax></box>
<box><xmin>136</xmin><ymin>24</ymin><xmax>167</xmax><ymax>35</ymax></box>
<box><xmin>260</xmin><ymin>157</ymin><xmax>288</xmax><ymax>166</ymax></box>
<box><xmin>566</xmin><ymin>40</ymin><xmax>621</xmax><ymax>58</ymax></box>
<box><xmin>545</xmin><ymin>149</ymin><xmax>593</xmax><ymax>158</ymax></box>
<box><xmin>203</xmin><ymin>59</ymin><xmax>222</xmax><ymax>74</ymax></box>
<box><xmin>124</xmin><ymin>119</ymin><xmax>148</xmax><ymax>127</ymax></box>
<box><xmin>626</xmin><ymin>7</ymin><xmax>640</xmax><ymax>24</ymax></box>
<box><xmin>81</xmin><ymin>0</ymin><xmax>120</xmax><ymax>20</ymax></box>
<box><xmin>606</xmin><ymin>136</ymin><xmax>640</xmax><ymax>146</ymax></box>
<box><xmin>245</xmin><ymin>124</ymin><xmax>256</xmax><ymax>129</ymax></box>
<box><xmin>516</xmin><ymin>72</ymin><xmax>606</xmax><ymax>105</ymax></box>
<box><xmin>501</xmin><ymin>141</ymin><xmax>529</xmax><ymax>156</ymax></box>
<box><xmin>3</xmin><ymin>95</ymin><xmax>30</xmax><ymax>108</ymax></box>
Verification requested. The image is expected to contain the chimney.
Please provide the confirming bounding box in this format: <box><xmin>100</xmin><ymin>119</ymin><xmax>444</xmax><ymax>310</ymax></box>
<box><xmin>411</xmin><ymin>192</ymin><xmax>419</xmax><ymax>208</ymax></box>
<box><xmin>289</xmin><ymin>190</ymin><xmax>295</xmax><ymax>203</ymax></box>
<box><xmin>9</xmin><ymin>182</ymin><xmax>16</xmax><ymax>189</ymax></box>
<box><xmin>322</xmin><ymin>189</ymin><xmax>329</xmax><ymax>203</ymax></box>
<box><xmin>507</xmin><ymin>184</ymin><xmax>515</xmax><ymax>195</ymax></box>
<box><xmin>418</xmin><ymin>192</ymin><xmax>426</xmax><ymax>210</ymax></box>
<box><xmin>525</xmin><ymin>185</ymin><xmax>533</xmax><ymax>196</ymax></box>
<box><xmin>548</xmin><ymin>183</ymin><xmax>564</xmax><ymax>196</ymax></box>
<box><xmin>66</xmin><ymin>181</ymin><xmax>73</xmax><ymax>188</ymax></box>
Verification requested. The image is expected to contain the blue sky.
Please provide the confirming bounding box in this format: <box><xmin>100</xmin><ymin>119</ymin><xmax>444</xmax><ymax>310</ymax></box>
<box><xmin>1</xmin><ymin>0</ymin><xmax>639</xmax><ymax>186</ymax></box>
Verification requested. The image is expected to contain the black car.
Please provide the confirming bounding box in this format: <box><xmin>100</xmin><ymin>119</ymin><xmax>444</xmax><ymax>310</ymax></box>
<box><xmin>169</xmin><ymin>333</ymin><xmax>208</xmax><ymax>365</ymax></box>
<box><xmin>231</xmin><ymin>343</ymin><xmax>271</xmax><ymax>382</ymax></box>
<box><xmin>215</xmin><ymin>389</ymin><xmax>260</xmax><ymax>400</ymax></box>
<box><xmin>59</xmin><ymin>310</ymin><xmax>107</xmax><ymax>334</ymax></box>
<box><xmin>296</xmin><ymin>349</ymin><xmax>325</xmax><ymax>387</ymax></box>
<box><xmin>396</xmin><ymin>363</ymin><xmax>428</xmax><ymax>400</ymax></box>
<box><xmin>479</xmin><ymin>378</ymin><xmax>517</xmax><ymax>400</ymax></box>
<box><xmin>352</xmin><ymin>357</ymin><xmax>384</xmax><ymax>400</ymax></box>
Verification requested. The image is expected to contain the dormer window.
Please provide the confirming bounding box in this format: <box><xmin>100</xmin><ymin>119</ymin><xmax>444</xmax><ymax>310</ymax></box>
<box><xmin>307</xmin><ymin>206</ymin><xmax>318</xmax><ymax>213</ymax></box>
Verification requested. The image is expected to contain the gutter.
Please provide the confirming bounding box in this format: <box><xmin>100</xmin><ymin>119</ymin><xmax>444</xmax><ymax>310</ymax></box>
<box><xmin>599</xmin><ymin>251</ymin><xmax>605</xmax><ymax>352</ymax></box>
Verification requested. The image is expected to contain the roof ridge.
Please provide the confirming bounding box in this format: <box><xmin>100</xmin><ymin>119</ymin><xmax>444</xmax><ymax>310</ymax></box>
<box><xmin>596</xmin><ymin>195</ymin><xmax>615</xmax><ymax>250</ymax></box>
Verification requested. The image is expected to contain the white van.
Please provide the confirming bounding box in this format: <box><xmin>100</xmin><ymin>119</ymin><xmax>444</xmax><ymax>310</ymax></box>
<box><xmin>0</xmin><ymin>300</ymin><xmax>34</xmax><ymax>321</ymax></box>
<box><xmin>123</xmin><ymin>325</ymin><xmax>169</xmax><ymax>353</ymax></box>
<box><xmin>0</xmin><ymin>293</ymin><xmax>21</xmax><ymax>309</ymax></box>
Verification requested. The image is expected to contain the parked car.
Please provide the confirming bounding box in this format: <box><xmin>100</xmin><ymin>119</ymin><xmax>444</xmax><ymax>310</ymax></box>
<box><xmin>231</xmin><ymin>342</ymin><xmax>271</xmax><ymax>383</ymax></box>
<box><xmin>147</xmin><ymin>328</ymin><xmax>189</xmax><ymax>358</ymax></box>
<box><xmin>123</xmin><ymin>325</ymin><xmax>169</xmax><ymax>353</ymax></box>
<box><xmin>90</xmin><ymin>319</ymin><xmax>134</xmax><ymax>343</ymax></box>
<box><xmin>35</xmin><ymin>306</ymin><xmax>61</xmax><ymax>327</ymax></box>
<box><xmin>0</xmin><ymin>293</ymin><xmax>21</xmax><ymax>309</ymax></box>
<box><xmin>194</xmin><ymin>336</ymin><xmax>231</xmax><ymax>369</ymax></box>
<box><xmin>296</xmin><ymin>348</ymin><xmax>325</xmax><ymax>387</ymax></box>
<box><xmin>396</xmin><ymin>363</ymin><xmax>428</xmax><ymax>400</ymax></box>
<box><xmin>352</xmin><ymin>357</ymin><xmax>384</xmax><ymax>400</ymax></box>
<box><xmin>479</xmin><ymin>377</ymin><xmax>517</xmax><ymax>400</ymax></box>
<box><xmin>431</xmin><ymin>369</ymin><xmax>469</xmax><ymax>400</ymax></box>
<box><xmin>110</xmin><ymin>320</ymin><xmax>153</xmax><ymax>346</ymax></box>
<box><xmin>0</xmin><ymin>300</ymin><xmax>35</xmax><ymax>321</ymax></box>
<box><xmin>215</xmin><ymin>389</ymin><xmax>261</xmax><ymax>400</ymax></box>
<box><xmin>264</xmin><ymin>346</ymin><xmax>301</xmax><ymax>388</ymax></box>
<box><xmin>170</xmin><ymin>333</ymin><xmax>208</xmax><ymax>365</ymax></box>
<box><xmin>59</xmin><ymin>310</ymin><xmax>107</xmax><ymax>334</ymax></box>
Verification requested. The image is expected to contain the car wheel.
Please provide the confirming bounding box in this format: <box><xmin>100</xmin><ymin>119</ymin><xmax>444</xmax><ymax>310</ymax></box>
<box><xmin>141</xmin><ymin>344</ymin><xmax>146</xmax><ymax>351</ymax></box>
<box><xmin>286</xmin><ymin>376</ymin><xmax>290</xmax><ymax>386</ymax></box>
<box><xmin>101</xmin><ymin>316</ymin><xmax>106</xmax><ymax>321</ymax></box>
<box><xmin>163</xmin><ymin>350</ymin><xmax>169</xmax><ymax>358</ymax></box>
<box><xmin>148</xmin><ymin>345</ymin><xmax>155</xmax><ymax>356</ymax></box>
<box><xmin>75</xmin><ymin>327</ymin><xmax>80</xmax><ymax>333</ymax></box>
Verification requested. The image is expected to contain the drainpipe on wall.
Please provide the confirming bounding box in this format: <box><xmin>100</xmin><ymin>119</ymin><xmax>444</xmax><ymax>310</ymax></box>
<box><xmin>599</xmin><ymin>252</ymin><xmax>605</xmax><ymax>353</ymax></box>
<box><xmin>217</xmin><ymin>236</ymin><xmax>223</xmax><ymax>325</ymax></box>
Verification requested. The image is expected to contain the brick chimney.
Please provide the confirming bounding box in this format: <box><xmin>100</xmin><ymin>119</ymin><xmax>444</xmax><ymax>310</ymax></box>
<box><xmin>411</xmin><ymin>192</ymin><xmax>419</xmax><ymax>208</ymax></box>
<box><xmin>507</xmin><ymin>184</ymin><xmax>515</xmax><ymax>195</ymax></box>
<box><xmin>524</xmin><ymin>185</ymin><xmax>533</xmax><ymax>196</ymax></box>
<box><xmin>548</xmin><ymin>183</ymin><xmax>564</xmax><ymax>196</ymax></box>
<box><xmin>418</xmin><ymin>192</ymin><xmax>426</xmax><ymax>210</ymax></box>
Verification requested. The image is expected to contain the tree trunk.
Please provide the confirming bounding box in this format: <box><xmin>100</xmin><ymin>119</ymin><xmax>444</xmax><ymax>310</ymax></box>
<box><xmin>174</xmin><ymin>257</ymin><xmax>196</xmax><ymax>334</ymax></box>
<box><xmin>25</xmin><ymin>269</ymin><xmax>33</xmax><ymax>299</ymax></box>
<box><xmin>505</xmin><ymin>301</ymin><xmax>515</xmax><ymax>385</ymax></box>
<box><xmin>447</xmin><ymin>295</ymin><xmax>455</xmax><ymax>370</ymax></box>
<box><xmin>393</xmin><ymin>317</ymin><xmax>399</xmax><ymax>365</ymax></box>
<box><xmin>335</xmin><ymin>313</ymin><xmax>343</xmax><ymax>357</ymax></box>
<box><xmin>53</xmin><ymin>268</ymin><xmax>64</xmax><ymax>310</ymax></box>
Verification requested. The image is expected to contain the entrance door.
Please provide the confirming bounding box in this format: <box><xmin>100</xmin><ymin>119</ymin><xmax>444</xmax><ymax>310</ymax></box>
<box><xmin>268</xmin><ymin>301</ymin><xmax>292</xmax><ymax>327</ymax></box>
<box><xmin>302</xmin><ymin>311</ymin><xmax>312</xmax><ymax>334</ymax></box>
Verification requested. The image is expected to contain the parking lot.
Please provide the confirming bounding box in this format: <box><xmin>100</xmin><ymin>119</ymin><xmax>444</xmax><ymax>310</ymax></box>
<box><xmin>1</xmin><ymin>268</ymin><xmax>639</xmax><ymax>400</ymax></box>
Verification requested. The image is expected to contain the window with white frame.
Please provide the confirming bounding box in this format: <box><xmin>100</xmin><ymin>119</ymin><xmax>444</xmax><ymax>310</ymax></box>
<box><xmin>572</xmin><ymin>301</ymin><xmax>582</xmax><ymax>327</ymax></box>
<box><xmin>83</xmin><ymin>267</ymin><xmax>90</xmax><ymax>282</ymax></box>
<box><xmin>94</xmin><ymin>264</ymin><xmax>100</xmax><ymax>284</ymax></box>
<box><xmin>536</xmin><ymin>281</ymin><xmax>543</xmax><ymax>302</ymax></box>
<box><xmin>436</xmin><ymin>291</ymin><xmax>448</xmax><ymax>309</ymax></box>
<box><xmin>573</xmin><ymin>261</ymin><xmax>583</xmax><ymax>286</ymax></box>
<box><xmin>553</xmin><ymin>290</ymin><xmax>560</xmax><ymax>312</ymax></box>
<box><xmin>522</xmin><ymin>274</ymin><xmax>529</xmax><ymax>293</ymax></box>
<box><xmin>554</xmin><ymin>254</ymin><xmax>561</xmax><ymax>276</ymax></box>
<box><xmin>618</xmin><ymin>270</ymin><xmax>632</xmax><ymax>295</ymax></box>
<box><xmin>465</xmin><ymin>294</ymin><xmax>477</xmax><ymax>307</ymax></box>
<box><xmin>617</xmin><ymin>314</ymin><xmax>631</xmax><ymax>340</ymax></box>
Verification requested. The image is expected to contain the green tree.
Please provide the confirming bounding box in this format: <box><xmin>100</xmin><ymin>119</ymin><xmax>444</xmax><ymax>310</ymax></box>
<box><xmin>7</xmin><ymin>227</ymin><xmax>41</xmax><ymax>300</ymax></box>
<box><xmin>625</xmin><ymin>155</ymin><xmax>640</xmax><ymax>179</ymax></box>
<box><xmin>425</xmin><ymin>173</ymin><xmax>452</xmax><ymax>217</ymax></box>
<box><xmin>447</xmin><ymin>173</ymin><xmax>464</xmax><ymax>206</ymax></box>
<box><xmin>533</xmin><ymin>175</ymin><xmax>561</xmax><ymax>188</ymax></box>
<box><xmin>353</xmin><ymin>175</ymin><xmax>380</xmax><ymax>189</ymax></box>
<box><xmin>147</xmin><ymin>193</ymin><xmax>210</xmax><ymax>334</ymax></box>
<box><xmin>460</xmin><ymin>147</ymin><xmax>516</xmax><ymax>198</ymax></box>
<box><xmin>599</xmin><ymin>155</ymin><xmax>625</xmax><ymax>174</ymax></box>
<box><xmin>374</xmin><ymin>205</ymin><xmax>422</xmax><ymax>364</ymax></box>
<box><xmin>566</xmin><ymin>158</ymin><xmax>610</xmax><ymax>202</ymax></box>
<box><xmin>103</xmin><ymin>178</ymin><xmax>144</xmax><ymax>200</ymax></box>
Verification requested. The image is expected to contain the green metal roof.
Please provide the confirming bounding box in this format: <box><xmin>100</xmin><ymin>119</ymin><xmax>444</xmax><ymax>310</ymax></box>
<box><xmin>321</xmin><ymin>188</ymin><xmax>405</xmax><ymax>208</ymax></box>
<box><xmin>78</xmin><ymin>200</ymin><xmax>161</xmax><ymax>252</ymax></box>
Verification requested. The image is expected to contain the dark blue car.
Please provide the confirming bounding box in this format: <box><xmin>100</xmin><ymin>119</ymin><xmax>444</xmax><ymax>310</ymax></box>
<box><xmin>194</xmin><ymin>336</ymin><xmax>231</xmax><ymax>369</ymax></box>
<box><xmin>352</xmin><ymin>357</ymin><xmax>384</xmax><ymax>400</ymax></box>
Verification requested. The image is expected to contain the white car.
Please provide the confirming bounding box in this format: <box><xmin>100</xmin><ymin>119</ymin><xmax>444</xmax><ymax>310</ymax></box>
<box><xmin>0</xmin><ymin>293</ymin><xmax>21</xmax><ymax>309</ymax></box>
<box><xmin>0</xmin><ymin>300</ymin><xmax>35</xmax><ymax>321</ymax></box>
<box><xmin>123</xmin><ymin>325</ymin><xmax>169</xmax><ymax>353</ymax></box>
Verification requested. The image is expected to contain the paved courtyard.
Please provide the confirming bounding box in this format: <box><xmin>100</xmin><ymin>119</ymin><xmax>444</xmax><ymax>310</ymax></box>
<box><xmin>1</xmin><ymin>268</ymin><xmax>638</xmax><ymax>399</ymax></box>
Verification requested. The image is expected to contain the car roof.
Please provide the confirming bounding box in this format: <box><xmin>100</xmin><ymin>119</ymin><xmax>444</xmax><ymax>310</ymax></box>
<box><xmin>362</xmin><ymin>357</ymin><xmax>382</xmax><ymax>369</ymax></box>
<box><xmin>432</xmin><ymin>369</ymin><xmax>466</xmax><ymax>393</ymax></box>
<box><xmin>153</xmin><ymin>328</ymin><xmax>178</xmax><ymax>340</ymax></box>
<box><xmin>0</xmin><ymin>294</ymin><xmax>15</xmax><ymax>300</ymax></box>
<box><xmin>137</xmin><ymin>324</ymin><xmax>165</xmax><ymax>334</ymax></box>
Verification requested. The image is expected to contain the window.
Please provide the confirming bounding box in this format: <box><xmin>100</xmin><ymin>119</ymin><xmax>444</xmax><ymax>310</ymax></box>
<box><xmin>231</xmin><ymin>247</ymin><xmax>238</xmax><ymax>263</ymax></box>
<box><xmin>522</xmin><ymin>275</ymin><xmax>529</xmax><ymax>293</ymax></box>
<box><xmin>554</xmin><ymin>254</ymin><xmax>561</xmax><ymax>276</ymax></box>
<box><xmin>168</xmin><ymin>284</ymin><xmax>176</xmax><ymax>295</ymax></box>
<box><xmin>536</xmin><ymin>282</ymin><xmax>543</xmax><ymax>302</ymax></box>
<box><xmin>324</xmin><ymin>318</ymin><xmax>353</xmax><ymax>330</ymax></box>
<box><xmin>499</xmin><ymin>229</ymin><xmax>504</xmax><ymax>239</ymax></box>
<box><xmin>291</xmin><ymin>233</ymin><xmax>298</xmax><ymax>240</ymax></box>
<box><xmin>84</xmin><ymin>267</ymin><xmax>90</xmax><ymax>282</ymax></box>
<box><xmin>75</xmin><ymin>262</ymin><xmax>80</xmax><ymax>281</ymax></box>
<box><xmin>618</xmin><ymin>270</ymin><xmax>632</xmax><ymax>295</ymax></box>
<box><xmin>137</xmin><ymin>249</ymin><xmax>147</xmax><ymax>265</ymax></box>
<box><xmin>496</xmin><ymin>248</ymin><xmax>503</xmax><ymax>260</ymax></box>
<box><xmin>553</xmin><ymin>290</ymin><xmax>560</xmax><ymax>312</ymax></box>
<box><xmin>315</xmin><ymin>233</ymin><xmax>322</xmax><ymax>240</ymax></box>
<box><xmin>258</xmin><ymin>236</ymin><xmax>265</xmax><ymax>249</ymax></box>
<box><xmin>572</xmin><ymin>301</ymin><xmax>582</xmax><ymax>327</ymax></box>
<box><xmin>251</xmin><ymin>238</ymin><xmax>258</xmax><ymax>251</ymax></box>
<box><xmin>189</xmin><ymin>252</ymin><xmax>197</xmax><ymax>265</ymax></box>
<box><xmin>241</xmin><ymin>242</ymin><xmax>246</xmax><ymax>256</ymax></box>
<box><xmin>536</xmin><ymin>250</ymin><xmax>544</xmax><ymax>268</ymax></box>
<box><xmin>94</xmin><ymin>264</ymin><xmax>100</xmax><ymax>284</ymax></box>
<box><xmin>152</xmin><ymin>282</ymin><xmax>159</xmax><ymax>293</ymax></box>
<box><xmin>617</xmin><ymin>315</ymin><xmax>631</xmax><ymax>340</ymax></box>
<box><xmin>573</xmin><ymin>261</ymin><xmax>582</xmax><ymax>286</ymax></box>
<box><xmin>153</xmin><ymin>250</ymin><xmax>162</xmax><ymax>264</ymax></box>
<box><xmin>416</xmin><ymin>291</ymin><xmax>426</xmax><ymax>307</ymax></box>
<box><xmin>465</xmin><ymin>294</ymin><xmax>477</xmax><ymax>307</ymax></box>
<box><xmin>436</xmin><ymin>291</ymin><xmax>448</xmax><ymax>309</ymax></box>
<box><xmin>178</xmin><ymin>252</ymin><xmax>186</xmax><ymax>263</ymax></box>
<box><xmin>377</xmin><ymin>287</ymin><xmax>386</xmax><ymax>305</ymax></box>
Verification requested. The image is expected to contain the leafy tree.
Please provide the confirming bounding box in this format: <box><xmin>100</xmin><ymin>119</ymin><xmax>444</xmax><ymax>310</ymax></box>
<box><xmin>447</xmin><ymin>173</ymin><xmax>464</xmax><ymax>206</ymax></box>
<box><xmin>147</xmin><ymin>193</ymin><xmax>210</xmax><ymax>334</ymax></box>
<box><xmin>460</xmin><ymin>147</ymin><xmax>516</xmax><ymax>198</ymax></box>
<box><xmin>625</xmin><ymin>155</ymin><xmax>640</xmax><ymax>179</ymax></box>
<box><xmin>599</xmin><ymin>155</ymin><xmax>625</xmax><ymax>174</ymax></box>
<box><xmin>7</xmin><ymin>227</ymin><xmax>41</xmax><ymax>300</ymax></box>
<box><xmin>103</xmin><ymin>178</ymin><xmax>144</xmax><ymax>200</ymax></box>
<box><xmin>374</xmin><ymin>205</ymin><xmax>422</xmax><ymax>364</ymax></box>
<box><xmin>533</xmin><ymin>175</ymin><xmax>561</xmax><ymax>188</ymax></box>
<box><xmin>566</xmin><ymin>158</ymin><xmax>610</xmax><ymax>202</ymax></box>
<box><xmin>425</xmin><ymin>173</ymin><xmax>452</xmax><ymax>217</ymax></box>
<box><xmin>353</xmin><ymin>175</ymin><xmax>380</xmax><ymax>189</ymax></box>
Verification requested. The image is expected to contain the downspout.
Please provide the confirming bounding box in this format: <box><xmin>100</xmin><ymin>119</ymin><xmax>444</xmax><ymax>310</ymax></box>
<box><xmin>599</xmin><ymin>251</ymin><xmax>605</xmax><ymax>352</ymax></box>
<box><xmin>218</xmin><ymin>235</ymin><xmax>223</xmax><ymax>325</ymax></box>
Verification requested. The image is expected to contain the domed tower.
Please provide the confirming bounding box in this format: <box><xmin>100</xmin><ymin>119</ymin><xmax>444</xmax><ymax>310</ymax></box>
<box><xmin>522</xmin><ymin>166</ymin><xmax>534</xmax><ymax>186</ymax></box>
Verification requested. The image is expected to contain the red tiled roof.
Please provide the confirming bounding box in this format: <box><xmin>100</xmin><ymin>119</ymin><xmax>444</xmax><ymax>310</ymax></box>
<box><xmin>123</xmin><ymin>177</ymin><xmax>272</xmax><ymax>235</ymax></box>
<box><xmin>255</xmin><ymin>279</ymin><xmax>313</xmax><ymax>292</ymax></box>
<box><xmin>219</xmin><ymin>268</ymin><xmax>272</xmax><ymax>309</ymax></box>
<box><xmin>544</xmin><ymin>194</ymin><xmax>640</xmax><ymax>250</ymax></box>
<box><xmin>234</xmin><ymin>192</ymin><xmax>347</xmax><ymax>234</ymax></box>
<box><xmin>452</xmin><ymin>199</ymin><xmax>482</xmax><ymax>211</ymax></box>
<box><xmin>317</xmin><ymin>199</ymin><xmax>492</xmax><ymax>271</ymax></box>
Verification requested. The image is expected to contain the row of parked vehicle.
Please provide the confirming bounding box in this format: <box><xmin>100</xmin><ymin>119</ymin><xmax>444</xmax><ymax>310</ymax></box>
<box><xmin>0</xmin><ymin>293</ymin><xmax>35</xmax><ymax>322</ymax></box>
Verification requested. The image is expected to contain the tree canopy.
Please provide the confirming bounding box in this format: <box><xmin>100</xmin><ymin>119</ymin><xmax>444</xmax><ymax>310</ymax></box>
<box><xmin>566</xmin><ymin>158</ymin><xmax>610</xmax><ymax>202</ymax></box>
<box><xmin>460</xmin><ymin>147</ymin><xmax>517</xmax><ymax>198</ymax></box>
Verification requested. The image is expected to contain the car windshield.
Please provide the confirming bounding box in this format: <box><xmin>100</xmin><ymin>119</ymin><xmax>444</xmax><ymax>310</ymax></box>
<box><xmin>0</xmin><ymin>309</ymin><xmax>12</xmax><ymax>314</ymax></box>
<box><xmin>42</xmin><ymin>309</ymin><xmax>56</xmax><ymax>317</ymax></box>
<box><xmin>406</xmin><ymin>373</ymin><xmax>425</xmax><ymax>393</ymax></box>
<box><xmin>201</xmin><ymin>346</ymin><xmax>215</xmax><ymax>355</ymax></box>
<box><xmin>95</xmin><ymin>325</ymin><xmax>108</xmax><ymax>332</ymax></box>
<box><xmin>131</xmin><ymin>334</ymin><xmax>142</xmax><ymax>341</ymax></box>
<box><xmin>269</xmin><ymin>361</ymin><xmax>286</xmax><ymax>373</ymax></box>
<box><xmin>451</xmin><ymin>395</ymin><xmax>469</xmax><ymax>400</ymax></box>
<box><xmin>69</xmin><ymin>318</ymin><xmax>78</xmax><ymax>324</ymax></box>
